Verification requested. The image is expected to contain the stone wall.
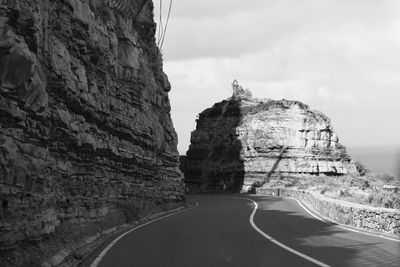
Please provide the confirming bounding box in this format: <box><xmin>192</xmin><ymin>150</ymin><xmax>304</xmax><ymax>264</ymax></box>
<box><xmin>0</xmin><ymin>0</ymin><xmax>183</xmax><ymax>252</ymax></box>
<box><xmin>256</xmin><ymin>188</ymin><xmax>400</xmax><ymax>236</ymax></box>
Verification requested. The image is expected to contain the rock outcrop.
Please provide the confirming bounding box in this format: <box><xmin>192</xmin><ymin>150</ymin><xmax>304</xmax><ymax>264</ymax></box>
<box><xmin>182</xmin><ymin>81</ymin><xmax>356</xmax><ymax>193</ymax></box>
<box><xmin>0</xmin><ymin>0</ymin><xmax>183</xmax><ymax>253</ymax></box>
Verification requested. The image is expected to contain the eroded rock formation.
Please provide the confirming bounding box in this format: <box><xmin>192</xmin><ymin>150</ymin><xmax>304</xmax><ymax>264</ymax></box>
<box><xmin>182</xmin><ymin>81</ymin><xmax>356</xmax><ymax>193</ymax></box>
<box><xmin>0</xmin><ymin>0</ymin><xmax>183</xmax><ymax>251</ymax></box>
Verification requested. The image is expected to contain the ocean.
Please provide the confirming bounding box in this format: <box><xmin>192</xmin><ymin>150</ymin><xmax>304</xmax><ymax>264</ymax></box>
<box><xmin>346</xmin><ymin>146</ymin><xmax>400</xmax><ymax>179</ymax></box>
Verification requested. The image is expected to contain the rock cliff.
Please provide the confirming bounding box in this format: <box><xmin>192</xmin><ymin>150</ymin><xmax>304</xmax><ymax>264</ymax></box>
<box><xmin>0</xmin><ymin>0</ymin><xmax>183</xmax><ymax>254</ymax></box>
<box><xmin>182</xmin><ymin>81</ymin><xmax>356</xmax><ymax>193</ymax></box>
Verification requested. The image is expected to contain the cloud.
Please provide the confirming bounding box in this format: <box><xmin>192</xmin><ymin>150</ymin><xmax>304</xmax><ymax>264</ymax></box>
<box><xmin>160</xmin><ymin>0</ymin><xmax>400</xmax><ymax>60</ymax></box>
<box><xmin>160</xmin><ymin>0</ymin><xmax>400</xmax><ymax>153</ymax></box>
<box><xmin>164</xmin><ymin>0</ymin><xmax>267</xmax><ymax>19</ymax></box>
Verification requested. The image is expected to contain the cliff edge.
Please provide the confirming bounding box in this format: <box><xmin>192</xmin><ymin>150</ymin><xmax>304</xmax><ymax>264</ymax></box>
<box><xmin>0</xmin><ymin>0</ymin><xmax>183</xmax><ymax>261</ymax></box>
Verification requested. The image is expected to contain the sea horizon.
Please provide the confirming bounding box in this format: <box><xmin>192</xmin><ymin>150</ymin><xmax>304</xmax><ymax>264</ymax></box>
<box><xmin>346</xmin><ymin>145</ymin><xmax>400</xmax><ymax>180</ymax></box>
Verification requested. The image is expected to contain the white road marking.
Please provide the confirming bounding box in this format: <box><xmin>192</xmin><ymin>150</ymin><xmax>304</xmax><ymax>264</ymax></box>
<box><xmin>243</xmin><ymin>197</ymin><xmax>331</xmax><ymax>267</ymax></box>
<box><xmin>194</xmin><ymin>196</ymin><xmax>331</xmax><ymax>266</ymax></box>
<box><xmin>89</xmin><ymin>203</ymin><xmax>199</xmax><ymax>267</ymax></box>
<box><xmin>90</xmin><ymin>195</ymin><xmax>399</xmax><ymax>267</ymax></box>
<box><xmin>285</xmin><ymin>196</ymin><xmax>400</xmax><ymax>243</ymax></box>
<box><xmin>286</xmin><ymin>197</ymin><xmax>325</xmax><ymax>222</ymax></box>
<box><xmin>335</xmin><ymin>225</ymin><xmax>400</xmax><ymax>243</ymax></box>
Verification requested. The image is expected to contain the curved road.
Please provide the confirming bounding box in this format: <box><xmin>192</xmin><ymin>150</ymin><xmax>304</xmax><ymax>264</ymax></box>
<box><xmin>87</xmin><ymin>195</ymin><xmax>400</xmax><ymax>267</ymax></box>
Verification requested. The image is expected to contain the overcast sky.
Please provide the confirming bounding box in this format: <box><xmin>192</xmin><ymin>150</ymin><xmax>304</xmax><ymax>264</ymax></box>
<box><xmin>155</xmin><ymin>0</ymin><xmax>400</xmax><ymax>155</ymax></box>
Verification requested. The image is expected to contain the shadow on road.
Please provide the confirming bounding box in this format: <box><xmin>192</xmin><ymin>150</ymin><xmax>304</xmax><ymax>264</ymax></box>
<box><xmin>253</xmin><ymin>197</ymin><xmax>400</xmax><ymax>267</ymax></box>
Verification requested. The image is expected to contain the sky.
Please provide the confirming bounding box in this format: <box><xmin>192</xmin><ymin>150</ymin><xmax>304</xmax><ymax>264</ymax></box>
<box><xmin>154</xmin><ymin>0</ymin><xmax>400</xmax><ymax>155</ymax></box>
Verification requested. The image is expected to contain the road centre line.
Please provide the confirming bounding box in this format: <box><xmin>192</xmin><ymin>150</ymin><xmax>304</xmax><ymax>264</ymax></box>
<box><xmin>243</xmin><ymin>197</ymin><xmax>331</xmax><ymax>267</ymax></box>
<box><xmin>194</xmin><ymin>196</ymin><xmax>330</xmax><ymax>267</ymax></box>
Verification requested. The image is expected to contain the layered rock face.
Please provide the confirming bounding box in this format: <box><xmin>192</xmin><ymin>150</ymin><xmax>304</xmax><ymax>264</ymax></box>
<box><xmin>184</xmin><ymin>100</ymin><xmax>245</xmax><ymax>192</ymax></box>
<box><xmin>0</xmin><ymin>0</ymin><xmax>183</xmax><ymax>250</ymax></box>
<box><xmin>183</xmin><ymin>83</ymin><xmax>355</xmax><ymax>193</ymax></box>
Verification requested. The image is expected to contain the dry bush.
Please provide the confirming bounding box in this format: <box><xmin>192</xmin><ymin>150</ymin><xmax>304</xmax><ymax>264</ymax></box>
<box><xmin>367</xmin><ymin>189</ymin><xmax>400</xmax><ymax>209</ymax></box>
<box><xmin>339</xmin><ymin>188</ymin><xmax>352</xmax><ymax>198</ymax></box>
<box><xmin>350</xmin><ymin>178</ymin><xmax>370</xmax><ymax>190</ymax></box>
<box><xmin>320</xmin><ymin>186</ymin><xmax>328</xmax><ymax>195</ymax></box>
<box><xmin>380</xmin><ymin>173</ymin><xmax>399</xmax><ymax>185</ymax></box>
<box><xmin>354</xmin><ymin>160</ymin><xmax>369</xmax><ymax>176</ymax></box>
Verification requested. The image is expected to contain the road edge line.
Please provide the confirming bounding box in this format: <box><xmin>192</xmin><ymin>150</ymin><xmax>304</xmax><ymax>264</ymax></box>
<box><xmin>285</xmin><ymin>196</ymin><xmax>400</xmax><ymax>243</ymax></box>
<box><xmin>242</xmin><ymin>197</ymin><xmax>331</xmax><ymax>267</ymax></box>
<box><xmin>89</xmin><ymin>202</ymin><xmax>199</xmax><ymax>267</ymax></box>
<box><xmin>191</xmin><ymin>195</ymin><xmax>331</xmax><ymax>266</ymax></box>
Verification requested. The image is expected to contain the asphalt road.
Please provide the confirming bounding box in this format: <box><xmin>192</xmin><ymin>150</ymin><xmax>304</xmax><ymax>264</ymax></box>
<box><xmin>90</xmin><ymin>195</ymin><xmax>400</xmax><ymax>267</ymax></box>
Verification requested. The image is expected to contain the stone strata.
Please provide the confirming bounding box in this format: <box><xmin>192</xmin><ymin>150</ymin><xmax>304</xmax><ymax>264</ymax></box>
<box><xmin>0</xmin><ymin>0</ymin><xmax>183</xmax><ymax>251</ymax></box>
<box><xmin>256</xmin><ymin>188</ymin><xmax>400</xmax><ymax>236</ymax></box>
<box><xmin>182</xmin><ymin>82</ymin><xmax>356</xmax><ymax>193</ymax></box>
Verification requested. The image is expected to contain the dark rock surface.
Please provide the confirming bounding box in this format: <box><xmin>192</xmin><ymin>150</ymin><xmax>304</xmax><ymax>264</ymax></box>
<box><xmin>182</xmin><ymin>81</ymin><xmax>357</xmax><ymax>193</ymax></box>
<box><xmin>0</xmin><ymin>0</ymin><xmax>183</xmax><ymax>254</ymax></box>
